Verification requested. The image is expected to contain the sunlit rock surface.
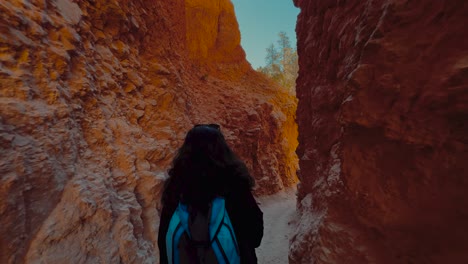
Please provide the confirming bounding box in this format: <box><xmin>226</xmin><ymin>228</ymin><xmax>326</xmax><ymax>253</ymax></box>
<box><xmin>291</xmin><ymin>0</ymin><xmax>468</xmax><ymax>263</ymax></box>
<box><xmin>0</xmin><ymin>0</ymin><xmax>297</xmax><ymax>263</ymax></box>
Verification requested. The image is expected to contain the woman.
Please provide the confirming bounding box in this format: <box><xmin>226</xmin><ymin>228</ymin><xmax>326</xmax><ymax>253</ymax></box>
<box><xmin>158</xmin><ymin>124</ymin><xmax>264</xmax><ymax>263</ymax></box>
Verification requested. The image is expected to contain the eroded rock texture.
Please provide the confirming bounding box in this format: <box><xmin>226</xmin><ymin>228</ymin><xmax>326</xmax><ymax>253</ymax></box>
<box><xmin>0</xmin><ymin>0</ymin><xmax>297</xmax><ymax>263</ymax></box>
<box><xmin>291</xmin><ymin>0</ymin><xmax>468</xmax><ymax>263</ymax></box>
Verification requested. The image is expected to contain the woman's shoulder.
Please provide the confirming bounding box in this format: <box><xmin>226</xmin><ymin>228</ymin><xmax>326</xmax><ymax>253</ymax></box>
<box><xmin>226</xmin><ymin>169</ymin><xmax>253</xmax><ymax>192</ymax></box>
<box><xmin>225</xmin><ymin>163</ymin><xmax>254</xmax><ymax>189</ymax></box>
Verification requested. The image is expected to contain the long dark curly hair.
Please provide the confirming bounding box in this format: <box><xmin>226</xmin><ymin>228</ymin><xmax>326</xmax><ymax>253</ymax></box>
<box><xmin>161</xmin><ymin>124</ymin><xmax>254</xmax><ymax>211</ymax></box>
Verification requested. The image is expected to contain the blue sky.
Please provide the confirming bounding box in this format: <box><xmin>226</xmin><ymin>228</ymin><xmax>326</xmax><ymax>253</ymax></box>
<box><xmin>231</xmin><ymin>0</ymin><xmax>300</xmax><ymax>69</ymax></box>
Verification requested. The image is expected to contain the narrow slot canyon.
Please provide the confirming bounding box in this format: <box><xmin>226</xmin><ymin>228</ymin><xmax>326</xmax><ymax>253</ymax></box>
<box><xmin>0</xmin><ymin>1</ymin><xmax>467</xmax><ymax>264</ymax></box>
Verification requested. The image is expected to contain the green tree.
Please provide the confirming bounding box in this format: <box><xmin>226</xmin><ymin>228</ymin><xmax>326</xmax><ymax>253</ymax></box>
<box><xmin>277</xmin><ymin>31</ymin><xmax>291</xmax><ymax>72</ymax></box>
<box><xmin>265</xmin><ymin>43</ymin><xmax>280</xmax><ymax>67</ymax></box>
<box><xmin>257</xmin><ymin>32</ymin><xmax>298</xmax><ymax>94</ymax></box>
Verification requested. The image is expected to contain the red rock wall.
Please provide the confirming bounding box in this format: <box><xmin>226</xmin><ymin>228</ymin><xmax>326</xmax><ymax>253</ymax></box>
<box><xmin>291</xmin><ymin>0</ymin><xmax>468</xmax><ymax>263</ymax></box>
<box><xmin>0</xmin><ymin>0</ymin><xmax>297</xmax><ymax>263</ymax></box>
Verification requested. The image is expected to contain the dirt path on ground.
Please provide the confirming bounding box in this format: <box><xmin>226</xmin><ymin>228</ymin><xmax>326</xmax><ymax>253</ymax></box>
<box><xmin>256</xmin><ymin>187</ymin><xmax>297</xmax><ymax>264</ymax></box>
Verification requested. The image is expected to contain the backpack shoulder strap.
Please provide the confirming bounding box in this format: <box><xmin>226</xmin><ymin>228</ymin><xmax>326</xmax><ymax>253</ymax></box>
<box><xmin>166</xmin><ymin>203</ymin><xmax>190</xmax><ymax>264</ymax></box>
<box><xmin>209</xmin><ymin>197</ymin><xmax>241</xmax><ymax>264</ymax></box>
<box><xmin>209</xmin><ymin>197</ymin><xmax>225</xmax><ymax>241</ymax></box>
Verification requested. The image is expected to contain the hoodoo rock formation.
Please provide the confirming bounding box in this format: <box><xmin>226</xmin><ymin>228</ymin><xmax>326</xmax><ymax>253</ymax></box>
<box><xmin>0</xmin><ymin>0</ymin><xmax>297</xmax><ymax>263</ymax></box>
<box><xmin>292</xmin><ymin>0</ymin><xmax>468</xmax><ymax>263</ymax></box>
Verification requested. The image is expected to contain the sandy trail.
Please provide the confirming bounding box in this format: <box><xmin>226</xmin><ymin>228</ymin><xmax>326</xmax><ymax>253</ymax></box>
<box><xmin>256</xmin><ymin>187</ymin><xmax>297</xmax><ymax>264</ymax></box>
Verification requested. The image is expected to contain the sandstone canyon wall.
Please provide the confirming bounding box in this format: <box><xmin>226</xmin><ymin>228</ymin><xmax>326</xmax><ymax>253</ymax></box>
<box><xmin>0</xmin><ymin>0</ymin><xmax>297</xmax><ymax>263</ymax></box>
<box><xmin>291</xmin><ymin>0</ymin><xmax>468</xmax><ymax>263</ymax></box>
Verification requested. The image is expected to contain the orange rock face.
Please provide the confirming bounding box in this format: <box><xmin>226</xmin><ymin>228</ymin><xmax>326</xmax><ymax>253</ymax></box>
<box><xmin>186</xmin><ymin>0</ymin><xmax>246</xmax><ymax>65</ymax></box>
<box><xmin>0</xmin><ymin>0</ymin><xmax>297</xmax><ymax>263</ymax></box>
<box><xmin>291</xmin><ymin>0</ymin><xmax>468</xmax><ymax>263</ymax></box>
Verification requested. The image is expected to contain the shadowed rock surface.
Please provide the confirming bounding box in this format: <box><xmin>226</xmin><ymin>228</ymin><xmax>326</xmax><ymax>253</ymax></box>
<box><xmin>291</xmin><ymin>0</ymin><xmax>468</xmax><ymax>263</ymax></box>
<box><xmin>0</xmin><ymin>0</ymin><xmax>297</xmax><ymax>263</ymax></box>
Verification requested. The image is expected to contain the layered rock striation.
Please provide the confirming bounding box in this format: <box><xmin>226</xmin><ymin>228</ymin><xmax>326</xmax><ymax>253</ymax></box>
<box><xmin>292</xmin><ymin>0</ymin><xmax>468</xmax><ymax>263</ymax></box>
<box><xmin>0</xmin><ymin>0</ymin><xmax>297</xmax><ymax>263</ymax></box>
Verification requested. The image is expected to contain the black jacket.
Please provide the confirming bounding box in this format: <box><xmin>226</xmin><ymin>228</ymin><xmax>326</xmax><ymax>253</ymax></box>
<box><xmin>158</xmin><ymin>180</ymin><xmax>263</xmax><ymax>263</ymax></box>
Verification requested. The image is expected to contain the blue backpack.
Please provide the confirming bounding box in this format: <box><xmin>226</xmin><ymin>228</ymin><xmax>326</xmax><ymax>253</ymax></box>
<box><xmin>165</xmin><ymin>197</ymin><xmax>240</xmax><ymax>264</ymax></box>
